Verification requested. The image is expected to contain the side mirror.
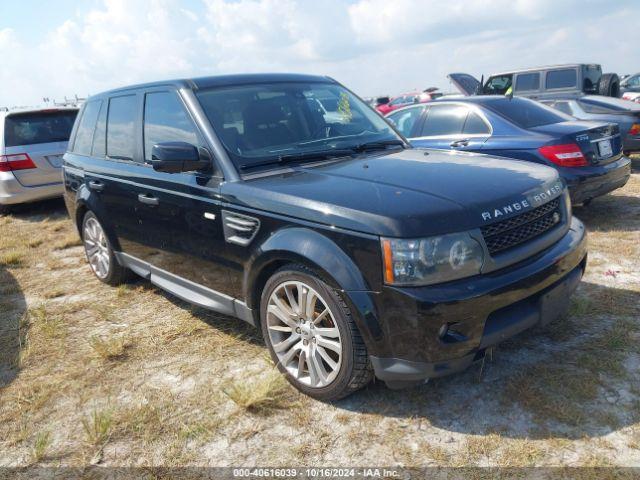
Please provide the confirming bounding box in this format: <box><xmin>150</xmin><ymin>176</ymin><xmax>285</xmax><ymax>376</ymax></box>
<box><xmin>151</xmin><ymin>142</ymin><xmax>210</xmax><ymax>173</ymax></box>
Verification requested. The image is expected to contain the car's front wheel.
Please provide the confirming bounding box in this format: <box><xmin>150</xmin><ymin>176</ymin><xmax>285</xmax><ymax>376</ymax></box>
<box><xmin>82</xmin><ymin>211</ymin><xmax>131</xmax><ymax>286</ymax></box>
<box><xmin>260</xmin><ymin>265</ymin><xmax>372</xmax><ymax>400</ymax></box>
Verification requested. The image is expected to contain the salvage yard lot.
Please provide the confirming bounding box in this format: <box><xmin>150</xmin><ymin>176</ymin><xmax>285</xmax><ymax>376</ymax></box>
<box><xmin>1</xmin><ymin>161</ymin><xmax>639</xmax><ymax>470</ymax></box>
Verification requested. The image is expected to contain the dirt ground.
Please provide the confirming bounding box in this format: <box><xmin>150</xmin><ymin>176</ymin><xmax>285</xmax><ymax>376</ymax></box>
<box><xmin>0</xmin><ymin>160</ymin><xmax>639</xmax><ymax>473</ymax></box>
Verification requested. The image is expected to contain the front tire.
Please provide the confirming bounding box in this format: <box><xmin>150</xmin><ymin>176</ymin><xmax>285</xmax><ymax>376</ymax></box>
<box><xmin>82</xmin><ymin>211</ymin><xmax>131</xmax><ymax>286</ymax></box>
<box><xmin>260</xmin><ymin>265</ymin><xmax>372</xmax><ymax>401</ymax></box>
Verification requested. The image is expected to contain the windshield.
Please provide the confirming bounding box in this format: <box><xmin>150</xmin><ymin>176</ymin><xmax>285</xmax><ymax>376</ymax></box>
<box><xmin>196</xmin><ymin>82</ymin><xmax>401</xmax><ymax>170</ymax></box>
<box><xmin>4</xmin><ymin>110</ymin><xmax>78</xmax><ymax>147</ymax></box>
<box><xmin>485</xmin><ymin>97</ymin><xmax>572</xmax><ymax>128</ymax></box>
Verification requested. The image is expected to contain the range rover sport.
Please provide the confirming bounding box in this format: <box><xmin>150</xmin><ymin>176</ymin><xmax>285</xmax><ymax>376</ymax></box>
<box><xmin>63</xmin><ymin>74</ymin><xmax>587</xmax><ymax>400</ymax></box>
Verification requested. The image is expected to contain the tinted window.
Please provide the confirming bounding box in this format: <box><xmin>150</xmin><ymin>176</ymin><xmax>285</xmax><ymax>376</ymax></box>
<box><xmin>5</xmin><ymin>110</ymin><xmax>78</xmax><ymax>148</ymax></box>
<box><xmin>72</xmin><ymin>102</ymin><xmax>101</xmax><ymax>155</ymax></box>
<box><xmin>546</xmin><ymin>69</ymin><xmax>577</xmax><ymax>89</ymax></box>
<box><xmin>144</xmin><ymin>91</ymin><xmax>199</xmax><ymax>161</ymax></box>
<box><xmin>485</xmin><ymin>98</ymin><xmax>570</xmax><ymax>128</ymax></box>
<box><xmin>387</xmin><ymin>106</ymin><xmax>424</xmax><ymax>137</ymax></box>
<box><xmin>420</xmin><ymin>105</ymin><xmax>467</xmax><ymax>136</ymax></box>
<box><xmin>627</xmin><ymin>75</ymin><xmax>640</xmax><ymax>87</ymax></box>
<box><xmin>515</xmin><ymin>73</ymin><xmax>540</xmax><ymax>92</ymax></box>
<box><xmin>107</xmin><ymin>95</ymin><xmax>137</xmax><ymax>160</ymax></box>
<box><xmin>463</xmin><ymin>111</ymin><xmax>490</xmax><ymax>134</ymax></box>
<box><xmin>92</xmin><ymin>101</ymin><xmax>107</xmax><ymax>157</ymax></box>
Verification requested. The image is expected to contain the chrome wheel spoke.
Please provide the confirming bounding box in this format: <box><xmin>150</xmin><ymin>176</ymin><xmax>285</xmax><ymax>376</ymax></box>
<box><xmin>279</xmin><ymin>340</ymin><xmax>302</xmax><ymax>366</ymax></box>
<box><xmin>316</xmin><ymin>345</ymin><xmax>338</xmax><ymax>371</ymax></box>
<box><xmin>273</xmin><ymin>333</ymin><xmax>300</xmax><ymax>353</ymax></box>
<box><xmin>268</xmin><ymin>304</ymin><xmax>297</xmax><ymax>329</ymax></box>
<box><xmin>314</xmin><ymin>326</ymin><xmax>339</xmax><ymax>338</ymax></box>
<box><xmin>312</xmin><ymin>307</ymin><xmax>329</xmax><ymax>325</ymax></box>
<box><xmin>316</xmin><ymin>336</ymin><xmax>341</xmax><ymax>354</ymax></box>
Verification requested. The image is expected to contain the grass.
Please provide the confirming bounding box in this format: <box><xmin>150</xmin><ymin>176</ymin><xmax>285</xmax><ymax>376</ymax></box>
<box><xmin>89</xmin><ymin>335</ymin><xmax>130</xmax><ymax>361</ymax></box>
<box><xmin>53</xmin><ymin>233</ymin><xmax>82</xmax><ymax>250</ymax></box>
<box><xmin>32</xmin><ymin>430</ymin><xmax>52</xmax><ymax>462</ymax></box>
<box><xmin>223</xmin><ymin>370</ymin><xmax>293</xmax><ymax>414</ymax></box>
<box><xmin>0</xmin><ymin>250</ymin><xmax>25</xmax><ymax>267</ymax></box>
<box><xmin>81</xmin><ymin>409</ymin><xmax>113</xmax><ymax>446</ymax></box>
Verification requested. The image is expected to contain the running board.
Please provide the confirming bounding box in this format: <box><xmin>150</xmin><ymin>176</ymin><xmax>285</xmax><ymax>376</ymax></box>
<box><xmin>114</xmin><ymin>252</ymin><xmax>255</xmax><ymax>326</ymax></box>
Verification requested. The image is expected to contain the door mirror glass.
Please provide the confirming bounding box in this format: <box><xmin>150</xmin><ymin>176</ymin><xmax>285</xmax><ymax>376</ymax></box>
<box><xmin>151</xmin><ymin>141</ymin><xmax>209</xmax><ymax>173</ymax></box>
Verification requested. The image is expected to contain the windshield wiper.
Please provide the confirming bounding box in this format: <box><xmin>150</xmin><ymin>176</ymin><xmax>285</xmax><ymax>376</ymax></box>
<box><xmin>239</xmin><ymin>149</ymin><xmax>354</xmax><ymax>171</ymax></box>
<box><xmin>350</xmin><ymin>139</ymin><xmax>406</xmax><ymax>153</ymax></box>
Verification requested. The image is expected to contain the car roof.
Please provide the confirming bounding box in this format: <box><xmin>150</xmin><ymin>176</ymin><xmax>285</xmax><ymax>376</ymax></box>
<box><xmin>0</xmin><ymin>105</ymin><xmax>79</xmax><ymax>119</ymax></box>
<box><xmin>90</xmin><ymin>73</ymin><xmax>337</xmax><ymax>99</ymax></box>
<box><xmin>435</xmin><ymin>95</ymin><xmax>529</xmax><ymax>105</ymax></box>
<box><xmin>489</xmin><ymin>63</ymin><xmax>599</xmax><ymax>77</ymax></box>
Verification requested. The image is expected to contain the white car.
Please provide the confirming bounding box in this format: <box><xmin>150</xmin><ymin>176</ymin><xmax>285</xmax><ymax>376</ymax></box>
<box><xmin>0</xmin><ymin>106</ymin><xmax>78</xmax><ymax>211</ymax></box>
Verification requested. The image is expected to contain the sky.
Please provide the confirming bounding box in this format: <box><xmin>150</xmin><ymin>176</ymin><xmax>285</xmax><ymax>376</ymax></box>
<box><xmin>0</xmin><ymin>0</ymin><xmax>638</xmax><ymax>107</ymax></box>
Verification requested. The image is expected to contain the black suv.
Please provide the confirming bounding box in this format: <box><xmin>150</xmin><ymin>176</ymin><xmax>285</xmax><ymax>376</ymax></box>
<box><xmin>63</xmin><ymin>74</ymin><xmax>587</xmax><ymax>400</ymax></box>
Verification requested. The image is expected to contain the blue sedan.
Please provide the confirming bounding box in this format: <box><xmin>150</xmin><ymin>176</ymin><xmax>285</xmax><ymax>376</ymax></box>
<box><xmin>385</xmin><ymin>96</ymin><xmax>631</xmax><ymax>205</ymax></box>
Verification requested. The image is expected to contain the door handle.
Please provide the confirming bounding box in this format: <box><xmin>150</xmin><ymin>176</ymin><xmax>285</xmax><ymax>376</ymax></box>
<box><xmin>88</xmin><ymin>180</ymin><xmax>104</xmax><ymax>192</ymax></box>
<box><xmin>450</xmin><ymin>139</ymin><xmax>470</xmax><ymax>148</ymax></box>
<box><xmin>138</xmin><ymin>193</ymin><xmax>159</xmax><ymax>206</ymax></box>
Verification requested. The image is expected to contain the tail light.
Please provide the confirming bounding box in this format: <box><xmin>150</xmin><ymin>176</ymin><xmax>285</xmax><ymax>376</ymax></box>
<box><xmin>538</xmin><ymin>143</ymin><xmax>587</xmax><ymax>167</ymax></box>
<box><xmin>0</xmin><ymin>153</ymin><xmax>37</xmax><ymax>172</ymax></box>
<box><xmin>629</xmin><ymin>124</ymin><xmax>640</xmax><ymax>136</ymax></box>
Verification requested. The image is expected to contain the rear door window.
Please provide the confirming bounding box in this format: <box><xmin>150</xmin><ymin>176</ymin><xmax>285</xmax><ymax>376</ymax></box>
<box><xmin>546</xmin><ymin>69</ymin><xmax>577</xmax><ymax>90</ymax></box>
<box><xmin>72</xmin><ymin>102</ymin><xmax>101</xmax><ymax>155</ymax></box>
<box><xmin>107</xmin><ymin>95</ymin><xmax>138</xmax><ymax>161</ymax></box>
<box><xmin>419</xmin><ymin>105</ymin><xmax>468</xmax><ymax>137</ymax></box>
<box><xmin>5</xmin><ymin>110</ymin><xmax>78</xmax><ymax>148</ymax></box>
<box><xmin>462</xmin><ymin>111</ymin><xmax>490</xmax><ymax>134</ymax></box>
<box><xmin>143</xmin><ymin>91</ymin><xmax>200</xmax><ymax>162</ymax></box>
<box><xmin>515</xmin><ymin>73</ymin><xmax>540</xmax><ymax>92</ymax></box>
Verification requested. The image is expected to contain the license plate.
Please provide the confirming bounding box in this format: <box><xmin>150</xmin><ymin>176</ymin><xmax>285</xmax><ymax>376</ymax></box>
<box><xmin>598</xmin><ymin>140</ymin><xmax>613</xmax><ymax>158</ymax></box>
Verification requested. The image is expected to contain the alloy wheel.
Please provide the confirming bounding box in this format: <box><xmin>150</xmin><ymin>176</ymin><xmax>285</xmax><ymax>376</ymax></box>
<box><xmin>83</xmin><ymin>217</ymin><xmax>110</xmax><ymax>279</ymax></box>
<box><xmin>266</xmin><ymin>280</ymin><xmax>342</xmax><ymax>388</ymax></box>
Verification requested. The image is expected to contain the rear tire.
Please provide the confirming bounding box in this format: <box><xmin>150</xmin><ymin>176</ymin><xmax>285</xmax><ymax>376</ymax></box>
<box><xmin>81</xmin><ymin>211</ymin><xmax>131</xmax><ymax>286</ymax></box>
<box><xmin>260</xmin><ymin>264</ymin><xmax>372</xmax><ymax>401</ymax></box>
<box><xmin>599</xmin><ymin>73</ymin><xmax>620</xmax><ymax>97</ymax></box>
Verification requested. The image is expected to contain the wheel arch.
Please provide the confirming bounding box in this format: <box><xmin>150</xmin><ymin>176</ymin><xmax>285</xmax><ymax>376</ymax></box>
<box><xmin>74</xmin><ymin>185</ymin><xmax>122</xmax><ymax>251</ymax></box>
<box><xmin>245</xmin><ymin>227</ymin><xmax>384</xmax><ymax>351</ymax></box>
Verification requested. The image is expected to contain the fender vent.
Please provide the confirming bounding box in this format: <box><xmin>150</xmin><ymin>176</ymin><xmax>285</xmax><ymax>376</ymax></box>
<box><xmin>222</xmin><ymin>210</ymin><xmax>260</xmax><ymax>246</ymax></box>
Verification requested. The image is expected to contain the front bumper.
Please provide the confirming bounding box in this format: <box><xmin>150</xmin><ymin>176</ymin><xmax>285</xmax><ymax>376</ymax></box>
<box><xmin>370</xmin><ymin>216</ymin><xmax>587</xmax><ymax>385</ymax></box>
<box><xmin>0</xmin><ymin>172</ymin><xmax>63</xmax><ymax>206</ymax></box>
<box><xmin>564</xmin><ymin>157</ymin><xmax>631</xmax><ymax>205</ymax></box>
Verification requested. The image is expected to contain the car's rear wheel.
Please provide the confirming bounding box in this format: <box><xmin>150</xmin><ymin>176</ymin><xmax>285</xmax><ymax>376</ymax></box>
<box><xmin>82</xmin><ymin>211</ymin><xmax>131</xmax><ymax>286</ymax></box>
<box><xmin>260</xmin><ymin>265</ymin><xmax>372</xmax><ymax>401</ymax></box>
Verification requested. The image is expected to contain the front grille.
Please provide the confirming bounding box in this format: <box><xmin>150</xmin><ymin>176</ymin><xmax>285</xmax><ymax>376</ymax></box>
<box><xmin>481</xmin><ymin>198</ymin><xmax>562</xmax><ymax>255</ymax></box>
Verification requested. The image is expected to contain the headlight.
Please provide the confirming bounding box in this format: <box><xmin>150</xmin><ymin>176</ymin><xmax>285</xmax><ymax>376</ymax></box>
<box><xmin>381</xmin><ymin>232</ymin><xmax>484</xmax><ymax>286</ymax></box>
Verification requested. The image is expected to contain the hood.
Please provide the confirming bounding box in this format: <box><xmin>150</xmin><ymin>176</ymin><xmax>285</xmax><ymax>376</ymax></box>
<box><xmin>223</xmin><ymin>149</ymin><xmax>562</xmax><ymax>238</ymax></box>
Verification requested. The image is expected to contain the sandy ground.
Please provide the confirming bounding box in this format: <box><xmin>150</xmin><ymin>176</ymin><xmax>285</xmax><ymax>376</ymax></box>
<box><xmin>0</xmin><ymin>161</ymin><xmax>639</xmax><ymax>473</ymax></box>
